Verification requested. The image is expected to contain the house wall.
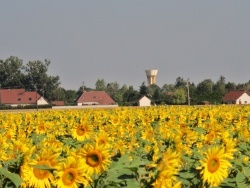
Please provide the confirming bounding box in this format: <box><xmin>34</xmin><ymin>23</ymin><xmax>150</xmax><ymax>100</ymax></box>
<box><xmin>236</xmin><ymin>93</ymin><xmax>250</xmax><ymax>104</ymax></box>
<box><xmin>37</xmin><ymin>97</ymin><xmax>49</xmax><ymax>105</ymax></box>
<box><xmin>139</xmin><ymin>97</ymin><xmax>151</xmax><ymax>106</ymax></box>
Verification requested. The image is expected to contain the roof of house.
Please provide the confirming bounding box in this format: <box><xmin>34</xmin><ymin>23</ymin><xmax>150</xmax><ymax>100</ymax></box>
<box><xmin>138</xmin><ymin>95</ymin><xmax>151</xmax><ymax>101</ymax></box>
<box><xmin>0</xmin><ymin>89</ymin><xmax>41</xmax><ymax>104</ymax></box>
<box><xmin>77</xmin><ymin>91</ymin><xmax>115</xmax><ymax>105</ymax></box>
<box><xmin>52</xmin><ymin>101</ymin><xmax>65</xmax><ymax>106</ymax></box>
<box><xmin>222</xmin><ymin>90</ymin><xmax>249</xmax><ymax>102</ymax></box>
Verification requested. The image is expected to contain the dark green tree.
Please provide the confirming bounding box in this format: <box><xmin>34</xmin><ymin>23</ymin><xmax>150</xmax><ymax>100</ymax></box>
<box><xmin>106</xmin><ymin>82</ymin><xmax>121</xmax><ymax>105</ymax></box>
<box><xmin>64</xmin><ymin>89</ymin><xmax>78</xmax><ymax>105</ymax></box>
<box><xmin>123</xmin><ymin>86</ymin><xmax>140</xmax><ymax>106</ymax></box>
<box><xmin>175</xmin><ymin>77</ymin><xmax>187</xmax><ymax>88</ymax></box>
<box><xmin>172</xmin><ymin>87</ymin><xmax>186</xmax><ymax>104</ymax></box>
<box><xmin>213</xmin><ymin>76</ymin><xmax>226</xmax><ymax>96</ymax></box>
<box><xmin>0</xmin><ymin>56</ymin><xmax>25</xmax><ymax>88</ymax></box>
<box><xmin>139</xmin><ymin>82</ymin><xmax>147</xmax><ymax>97</ymax></box>
<box><xmin>95</xmin><ymin>79</ymin><xmax>107</xmax><ymax>91</ymax></box>
<box><xmin>25</xmin><ymin>59</ymin><xmax>61</xmax><ymax>101</ymax></box>
<box><xmin>225</xmin><ymin>82</ymin><xmax>236</xmax><ymax>91</ymax></box>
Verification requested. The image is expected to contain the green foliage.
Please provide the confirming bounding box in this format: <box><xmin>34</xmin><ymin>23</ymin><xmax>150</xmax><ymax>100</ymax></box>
<box><xmin>0</xmin><ymin>167</ymin><xmax>23</xmax><ymax>188</ymax></box>
<box><xmin>92</xmin><ymin>153</ymin><xmax>152</xmax><ymax>188</ymax></box>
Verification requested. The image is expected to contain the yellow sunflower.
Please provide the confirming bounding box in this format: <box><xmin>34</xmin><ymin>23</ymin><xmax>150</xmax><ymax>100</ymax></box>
<box><xmin>71</xmin><ymin>123</ymin><xmax>93</xmax><ymax>141</ymax></box>
<box><xmin>54</xmin><ymin>156</ymin><xmax>91</xmax><ymax>188</ymax></box>
<box><xmin>197</xmin><ymin>146</ymin><xmax>233</xmax><ymax>187</ymax></box>
<box><xmin>152</xmin><ymin>148</ymin><xmax>182</xmax><ymax>188</ymax></box>
<box><xmin>21</xmin><ymin>148</ymin><xmax>60</xmax><ymax>188</ymax></box>
<box><xmin>94</xmin><ymin>131</ymin><xmax>112</xmax><ymax>148</ymax></box>
<box><xmin>78</xmin><ymin>143</ymin><xmax>111</xmax><ymax>175</ymax></box>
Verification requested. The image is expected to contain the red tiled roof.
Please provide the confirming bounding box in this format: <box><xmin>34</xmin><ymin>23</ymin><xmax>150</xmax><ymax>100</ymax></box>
<box><xmin>77</xmin><ymin>91</ymin><xmax>115</xmax><ymax>105</ymax></box>
<box><xmin>222</xmin><ymin>90</ymin><xmax>247</xmax><ymax>102</ymax></box>
<box><xmin>0</xmin><ymin>89</ymin><xmax>41</xmax><ymax>104</ymax></box>
<box><xmin>52</xmin><ymin>101</ymin><xmax>65</xmax><ymax>106</ymax></box>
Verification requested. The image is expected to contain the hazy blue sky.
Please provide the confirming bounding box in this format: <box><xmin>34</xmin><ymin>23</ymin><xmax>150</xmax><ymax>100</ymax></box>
<box><xmin>1</xmin><ymin>1</ymin><xmax>250</xmax><ymax>90</ymax></box>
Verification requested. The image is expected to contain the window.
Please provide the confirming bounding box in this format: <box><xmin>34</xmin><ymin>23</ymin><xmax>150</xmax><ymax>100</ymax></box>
<box><xmin>18</xmin><ymin>98</ymin><xmax>21</xmax><ymax>101</ymax></box>
<box><xmin>29</xmin><ymin>98</ymin><xmax>32</xmax><ymax>101</ymax></box>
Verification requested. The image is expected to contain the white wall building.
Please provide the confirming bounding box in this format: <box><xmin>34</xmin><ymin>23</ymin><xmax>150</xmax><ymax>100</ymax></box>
<box><xmin>138</xmin><ymin>96</ymin><xmax>151</xmax><ymax>106</ymax></box>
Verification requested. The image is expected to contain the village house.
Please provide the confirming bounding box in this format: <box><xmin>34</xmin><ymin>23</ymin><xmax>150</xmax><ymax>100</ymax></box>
<box><xmin>0</xmin><ymin>89</ymin><xmax>49</xmax><ymax>107</ymax></box>
<box><xmin>77</xmin><ymin>91</ymin><xmax>116</xmax><ymax>106</ymax></box>
<box><xmin>222</xmin><ymin>90</ymin><xmax>250</xmax><ymax>104</ymax></box>
<box><xmin>138</xmin><ymin>95</ymin><xmax>151</xmax><ymax>107</ymax></box>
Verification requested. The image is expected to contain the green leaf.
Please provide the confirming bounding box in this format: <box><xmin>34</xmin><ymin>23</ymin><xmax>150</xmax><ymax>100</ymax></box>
<box><xmin>31</xmin><ymin>164</ymin><xmax>56</xmax><ymax>171</ymax></box>
<box><xmin>0</xmin><ymin>167</ymin><xmax>22</xmax><ymax>188</ymax></box>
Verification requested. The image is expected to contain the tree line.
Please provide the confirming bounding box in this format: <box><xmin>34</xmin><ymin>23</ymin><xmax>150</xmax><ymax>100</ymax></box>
<box><xmin>1</xmin><ymin>56</ymin><xmax>250</xmax><ymax>106</ymax></box>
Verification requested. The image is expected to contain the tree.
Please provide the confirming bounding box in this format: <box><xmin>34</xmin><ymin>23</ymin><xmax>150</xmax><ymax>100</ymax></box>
<box><xmin>95</xmin><ymin>79</ymin><xmax>107</xmax><ymax>91</ymax></box>
<box><xmin>175</xmin><ymin>77</ymin><xmax>187</xmax><ymax>88</ymax></box>
<box><xmin>148</xmin><ymin>84</ymin><xmax>162</xmax><ymax>104</ymax></box>
<box><xmin>213</xmin><ymin>76</ymin><xmax>226</xmax><ymax>96</ymax></box>
<box><xmin>172</xmin><ymin>87</ymin><xmax>186</xmax><ymax>104</ymax></box>
<box><xmin>25</xmin><ymin>59</ymin><xmax>61</xmax><ymax>101</ymax></box>
<box><xmin>162</xmin><ymin>84</ymin><xmax>175</xmax><ymax>93</ymax></box>
<box><xmin>50</xmin><ymin>87</ymin><xmax>65</xmax><ymax>101</ymax></box>
<box><xmin>139</xmin><ymin>82</ymin><xmax>147</xmax><ymax>97</ymax></box>
<box><xmin>106</xmin><ymin>82</ymin><xmax>122</xmax><ymax>105</ymax></box>
<box><xmin>64</xmin><ymin>89</ymin><xmax>78</xmax><ymax>105</ymax></box>
<box><xmin>123</xmin><ymin>86</ymin><xmax>140</xmax><ymax>106</ymax></box>
<box><xmin>0</xmin><ymin>56</ymin><xmax>25</xmax><ymax>88</ymax></box>
<box><xmin>225</xmin><ymin>82</ymin><xmax>236</xmax><ymax>91</ymax></box>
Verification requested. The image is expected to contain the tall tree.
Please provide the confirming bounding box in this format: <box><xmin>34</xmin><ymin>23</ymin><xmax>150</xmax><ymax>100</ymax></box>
<box><xmin>213</xmin><ymin>76</ymin><xmax>226</xmax><ymax>96</ymax></box>
<box><xmin>172</xmin><ymin>87</ymin><xmax>186</xmax><ymax>104</ymax></box>
<box><xmin>123</xmin><ymin>86</ymin><xmax>140</xmax><ymax>106</ymax></box>
<box><xmin>0</xmin><ymin>56</ymin><xmax>25</xmax><ymax>88</ymax></box>
<box><xmin>139</xmin><ymin>82</ymin><xmax>148</xmax><ymax>97</ymax></box>
<box><xmin>25</xmin><ymin>59</ymin><xmax>61</xmax><ymax>101</ymax></box>
<box><xmin>162</xmin><ymin>84</ymin><xmax>175</xmax><ymax>93</ymax></box>
<box><xmin>106</xmin><ymin>82</ymin><xmax>121</xmax><ymax>104</ymax></box>
<box><xmin>225</xmin><ymin>82</ymin><xmax>236</xmax><ymax>91</ymax></box>
<box><xmin>175</xmin><ymin>77</ymin><xmax>187</xmax><ymax>88</ymax></box>
<box><xmin>64</xmin><ymin>89</ymin><xmax>78</xmax><ymax>105</ymax></box>
<box><xmin>95</xmin><ymin>79</ymin><xmax>107</xmax><ymax>91</ymax></box>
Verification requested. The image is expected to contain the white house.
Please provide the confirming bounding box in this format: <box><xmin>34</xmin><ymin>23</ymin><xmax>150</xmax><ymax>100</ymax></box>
<box><xmin>138</xmin><ymin>96</ymin><xmax>151</xmax><ymax>106</ymax></box>
<box><xmin>222</xmin><ymin>90</ymin><xmax>250</xmax><ymax>104</ymax></box>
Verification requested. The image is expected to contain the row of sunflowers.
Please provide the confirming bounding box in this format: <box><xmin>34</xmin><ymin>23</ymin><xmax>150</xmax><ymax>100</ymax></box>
<box><xmin>0</xmin><ymin>105</ymin><xmax>250</xmax><ymax>187</ymax></box>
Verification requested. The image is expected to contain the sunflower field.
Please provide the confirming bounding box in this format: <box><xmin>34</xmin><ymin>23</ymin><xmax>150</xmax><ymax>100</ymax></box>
<box><xmin>0</xmin><ymin>105</ymin><xmax>250</xmax><ymax>188</ymax></box>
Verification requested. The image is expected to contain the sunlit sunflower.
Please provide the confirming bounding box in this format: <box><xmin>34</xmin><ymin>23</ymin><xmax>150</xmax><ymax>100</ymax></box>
<box><xmin>94</xmin><ymin>131</ymin><xmax>112</xmax><ymax>148</ymax></box>
<box><xmin>35</xmin><ymin>121</ymin><xmax>51</xmax><ymax>134</ymax></box>
<box><xmin>54</xmin><ymin>156</ymin><xmax>91</xmax><ymax>188</ymax></box>
<box><xmin>197</xmin><ymin>146</ymin><xmax>233</xmax><ymax>187</ymax></box>
<box><xmin>78</xmin><ymin>143</ymin><xmax>111</xmax><ymax>175</ymax></box>
<box><xmin>21</xmin><ymin>148</ymin><xmax>60</xmax><ymax>188</ymax></box>
<box><xmin>71</xmin><ymin>123</ymin><xmax>93</xmax><ymax>141</ymax></box>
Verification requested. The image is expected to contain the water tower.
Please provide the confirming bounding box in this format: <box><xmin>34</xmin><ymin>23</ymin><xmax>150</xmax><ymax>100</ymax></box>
<box><xmin>145</xmin><ymin>70</ymin><xmax>158</xmax><ymax>86</ymax></box>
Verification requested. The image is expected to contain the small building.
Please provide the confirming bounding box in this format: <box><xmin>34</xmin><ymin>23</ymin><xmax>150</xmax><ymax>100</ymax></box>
<box><xmin>0</xmin><ymin>89</ymin><xmax>49</xmax><ymax>107</ymax></box>
<box><xmin>138</xmin><ymin>96</ymin><xmax>151</xmax><ymax>107</ymax></box>
<box><xmin>77</xmin><ymin>91</ymin><xmax>116</xmax><ymax>106</ymax></box>
<box><xmin>51</xmin><ymin>101</ymin><xmax>65</xmax><ymax>106</ymax></box>
<box><xmin>222</xmin><ymin>90</ymin><xmax>250</xmax><ymax>104</ymax></box>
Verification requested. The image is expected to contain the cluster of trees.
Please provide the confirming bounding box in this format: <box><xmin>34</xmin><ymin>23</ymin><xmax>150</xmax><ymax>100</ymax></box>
<box><xmin>1</xmin><ymin>56</ymin><xmax>250</xmax><ymax>106</ymax></box>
